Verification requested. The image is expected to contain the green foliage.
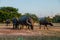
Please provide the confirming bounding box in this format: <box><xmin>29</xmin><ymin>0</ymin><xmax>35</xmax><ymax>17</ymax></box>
<box><xmin>45</xmin><ymin>16</ymin><xmax>53</xmax><ymax>22</ymax></box>
<box><xmin>0</xmin><ymin>7</ymin><xmax>18</xmax><ymax>13</ymax></box>
<box><xmin>52</xmin><ymin>15</ymin><xmax>60</xmax><ymax>23</ymax></box>
<box><xmin>24</xmin><ymin>13</ymin><xmax>39</xmax><ymax>22</ymax></box>
<box><xmin>0</xmin><ymin>7</ymin><xmax>39</xmax><ymax>23</ymax></box>
<box><xmin>0</xmin><ymin>7</ymin><xmax>21</xmax><ymax>22</ymax></box>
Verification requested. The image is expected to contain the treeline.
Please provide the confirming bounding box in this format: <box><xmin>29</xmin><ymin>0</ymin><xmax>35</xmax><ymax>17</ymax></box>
<box><xmin>42</xmin><ymin>15</ymin><xmax>60</xmax><ymax>23</ymax></box>
<box><xmin>52</xmin><ymin>15</ymin><xmax>60</xmax><ymax>23</ymax></box>
<box><xmin>0</xmin><ymin>6</ymin><xmax>60</xmax><ymax>23</ymax></box>
<box><xmin>0</xmin><ymin>7</ymin><xmax>38</xmax><ymax>23</ymax></box>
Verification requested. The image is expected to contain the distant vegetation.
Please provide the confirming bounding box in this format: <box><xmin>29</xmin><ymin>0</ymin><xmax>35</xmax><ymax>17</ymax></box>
<box><xmin>0</xmin><ymin>7</ymin><xmax>38</xmax><ymax>23</ymax></box>
<box><xmin>0</xmin><ymin>6</ymin><xmax>60</xmax><ymax>23</ymax></box>
<box><xmin>0</xmin><ymin>7</ymin><xmax>21</xmax><ymax>22</ymax></box>
<box><xmin>52</xmin><ymin>15</ymin><xmax>60</xmax><ymax>23</ymax></box>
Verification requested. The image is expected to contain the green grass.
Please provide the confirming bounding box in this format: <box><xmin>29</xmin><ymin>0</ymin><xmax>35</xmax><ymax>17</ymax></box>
<box><xmin>0</xmin><ymin>35</ymin><xmax>60</xmax><ymax>40</ymax></box>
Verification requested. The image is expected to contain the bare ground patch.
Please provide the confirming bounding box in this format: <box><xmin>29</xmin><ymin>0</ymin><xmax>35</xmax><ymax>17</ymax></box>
<box><xmin>0</xmin><ymin>23</ymin><xmax>60</xmax><ymax>37</ymax></box>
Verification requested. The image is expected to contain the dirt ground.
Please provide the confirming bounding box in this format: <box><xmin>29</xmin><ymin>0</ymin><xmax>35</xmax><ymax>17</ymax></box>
<box><xmin>0</xmin><ymin>23</ymin><xmax>60</xmax><ymax>37</ymax></box>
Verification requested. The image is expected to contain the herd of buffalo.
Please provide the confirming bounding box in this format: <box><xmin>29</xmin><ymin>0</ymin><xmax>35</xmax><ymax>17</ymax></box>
<box><xmin>6</xmin><ymin>16</ymin><xmax>53</xmax><ymax>30</ymax></box>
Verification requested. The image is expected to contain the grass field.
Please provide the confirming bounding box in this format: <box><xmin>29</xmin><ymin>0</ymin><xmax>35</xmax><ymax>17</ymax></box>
<box><xmin>0</xmin><ymin>35</ymin><xmax>60</xmax><ymax>40</ymax></box>
<box><xmin>0</xmin><ymin>23</ymin><xmax>60</xmax><ymax>40</ymax></box>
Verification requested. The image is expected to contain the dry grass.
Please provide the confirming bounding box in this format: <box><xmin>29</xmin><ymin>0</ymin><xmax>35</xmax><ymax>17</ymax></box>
<box><xmin>0</xmin><ymin>23</ymin><xmax>60</xmax><ymax>36</ymax></box>
<box><xmin>0</xmin><ymin>23</ymin><xmax>60</xmax><ymax>40</ymax></box>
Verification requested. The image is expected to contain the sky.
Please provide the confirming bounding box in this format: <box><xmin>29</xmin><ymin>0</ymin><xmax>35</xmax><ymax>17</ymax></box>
<box><xmin>0</xmin><ymin>0</ymin><xmax>60</xmax><ymax>17</ymax></box>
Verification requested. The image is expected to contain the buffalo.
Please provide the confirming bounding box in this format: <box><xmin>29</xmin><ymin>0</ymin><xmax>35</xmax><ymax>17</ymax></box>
<box><xmin>39</xmin><ymin>19</ymin><xmax>53</xmax><ymax>29</ymax></box>
<box><xmin>18</xmin><ymin>16</ymin><xmax>34</xmax><ymax>30</ymax></box>
<box><xmin>6</xmin><ymin>19</ymin><xmax>10</xmax><ymax>26</ymax></box>
<box><xmin>12</xmin><ymin>17</ymin><xmax>19</xmax><ymax>29</ymax></box>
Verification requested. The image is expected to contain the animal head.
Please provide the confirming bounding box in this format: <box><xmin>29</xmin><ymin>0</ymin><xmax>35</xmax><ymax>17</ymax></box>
<box><xmin>49</xmin><ymin>23</ymin><xmax>53</xmax><ymax>26</ymax></box>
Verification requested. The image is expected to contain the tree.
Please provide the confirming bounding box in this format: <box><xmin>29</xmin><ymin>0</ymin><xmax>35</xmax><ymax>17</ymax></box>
<box><xmin>0</xmin><ymin>7</ymin><xmax>18</xmax><ymax>13</ymax></box>
<box><xmin>0</xmin><ymin>7</ymin><xmax>22</xmax><ymax>22</ymax></box>
<box><xmin>45</xmin><ymin>16</ymin><xmax>53</xmax><ymax>22</ymax></box>
<box><xmin>24</xmin><ymin>13</ymin><xmax>38</xmax><ymax>22</ymax></box>
<box><xmin>52</xmin><ymin>15</ymin><xmax>60</xmax><ymax>23</ymax></box>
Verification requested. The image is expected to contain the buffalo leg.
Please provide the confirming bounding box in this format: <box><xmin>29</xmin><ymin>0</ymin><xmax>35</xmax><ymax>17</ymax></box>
<box><xmin>20</xmin><ymin>25</ymin><xmax>23</xmax><ymax>29</ymax></box>
<box><xmin>30</xmin><ymin>25</ymin><xmax>33</xmax><ymax>30</ymax></box>
<box><xmin>27</xmin><ymin>26</ymin><xmax>30</xmax><ymax>29</ymax></box>
<box><xmin>25</xmin><ymin>25</ymin><xmax>29</xmax><ymax>29</ymax></box>
<box><xmin>45</xmin><ymin>25</ymin><xmax>48</xmax><ymax>30</ymax></box>
<box><xmin>15</xmin><ymin>24</ymin><xmax>17</xmax><ymax>29</ymax></box>
<box><xmin>13</xmin><ymin>24</ymin><xmax>15</xmax><ymax>29</ymax></box>
<box><xmin>44</xmin><ymin>26</ymin><xmax>45</xmax><ymax>29</ymax></box>
<box><xmin>26</xmin><ymin>25</ymin><xmax>29</xmax><ymax>29</ymax></box>
<box><xmin>39</xmin><ymin>24</ymin><xmax>41</xmax><ymax>29</ymax></box>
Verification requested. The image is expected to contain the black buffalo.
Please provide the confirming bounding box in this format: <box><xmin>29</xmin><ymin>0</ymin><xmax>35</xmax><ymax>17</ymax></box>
<box><xmin>18</xmin><ymin>16</ymin><xmax>34</xmax><ymax>30</ymax></box>
<box><xmin>39</xmin><ymin>19</ymin><xmax>53</xmax><ymax>29</ymax></box>
<box><xmin>6</xmin><ymin>19</ymin><xmax>10</xmax><ymax>26</ymax></box>
<box><xmin>12</xmin><ymin>17</ymin><xmax>19</xmax><ymax>29</ymax></box>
